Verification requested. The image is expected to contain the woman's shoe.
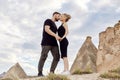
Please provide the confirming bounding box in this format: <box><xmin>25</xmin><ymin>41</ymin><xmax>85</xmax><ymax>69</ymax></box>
<box><xmin>61</xmin><ymin>70</ymin><xmax>70</xmax><ymax>75</ymax></box>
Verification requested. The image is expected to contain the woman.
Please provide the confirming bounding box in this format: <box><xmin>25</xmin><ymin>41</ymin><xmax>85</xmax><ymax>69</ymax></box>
<box><xmin>58</xmin><ymin>13</ymin><xmax>71</xmax><ymax>75</ymax></box>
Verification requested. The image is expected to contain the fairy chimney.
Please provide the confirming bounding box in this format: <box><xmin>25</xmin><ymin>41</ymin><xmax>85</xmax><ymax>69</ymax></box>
<box><xmin>97</xmin><ymin>20</ymin><xmax>120</xmax><ymax>73</ymax></box>
<box><xmin>3</xmin><ymin>63</ymin><xmax>27</xmax><ymax>80</ymax></box>
<box><xmin>70</xmin><ymin>36</ymin><xmax>98</xmax><ymax>74</ymax></box>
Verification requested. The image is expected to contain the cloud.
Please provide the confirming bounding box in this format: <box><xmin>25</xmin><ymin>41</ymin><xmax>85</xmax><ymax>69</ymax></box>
<box><xmin>116</xmin><ymin>7</ymin><xmax>120</xmax><ymax>13</ymax></box>
<box><xmin>73</xmin><ymin>0</ymin><xmax>90</xmax><ymax>12</ymax></box>
<box><xmin>0</xmin><ymin>0</ymin><xmax>120</xmax><ymax>75</ymax></box>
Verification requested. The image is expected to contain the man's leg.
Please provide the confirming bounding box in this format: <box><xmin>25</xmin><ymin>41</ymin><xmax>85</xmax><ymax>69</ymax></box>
<box><xmin>50</xmin><ymin>46</ymin><xmax>60</xmax><ymax>73</ymax></box>
<box><xmin>38</xmin><ymin>46</ymin><xmax>51</xmax><ymax>76</ymax></box>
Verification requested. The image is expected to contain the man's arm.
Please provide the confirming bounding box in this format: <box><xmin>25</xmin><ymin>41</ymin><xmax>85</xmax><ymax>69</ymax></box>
<box><xmin>45</xmin><ymin>25</ymin><xmax>60</xmax><ymax>40</ymax></box>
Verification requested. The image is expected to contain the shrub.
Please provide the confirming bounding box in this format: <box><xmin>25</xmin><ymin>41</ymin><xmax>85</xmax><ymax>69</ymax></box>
<box><xmin>37</xmin><ymin>73</ymin><xmax>70</xmax><ymax>80</ymax></box>
<box><xmin>100</xmin><ymin>73</ymin><xmax>120</xmax><ymax>79</ymax></box>
<box><xmin>47</xmin><ymin>73</ymin><xmax>70</xmax><ymax>80</ymax></box>
<box><xmin>1</xmin><ymin>78</ymin><xmax>13</xmax><ymax>80</ymax></box>
<box><xmin>109</xmin><ymin>67</ymin><xmax>120</xmax><ymax>74</ymax></box>
<box><xmin>72</xmin><ymin>69</ymin><xmax>92</xmax><ymax>75</ymax></box>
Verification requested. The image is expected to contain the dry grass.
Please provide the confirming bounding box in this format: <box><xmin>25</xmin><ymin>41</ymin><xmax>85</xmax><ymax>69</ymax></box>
<box><xmin>72</xmin><ymin>69</ymin><xmax>92</xmax><ymax>75</ymax></box>
<box><xmin>100</xmin><ymin>67</ymin><xmax>120</xmax><ymax>79</ymax></box>
<box><xmin>0</xmin><ymin>74</ymin><xmax>69</xmax><ymax>80</ymax></box>
<box><xmin>0</xmin><ymin>78</ymin><xmax>13</xmax><ymax>80</ymax></box>
<box><xmin>109</xmin><ymin>67</ymin><xmax>120</xmax><ymax>74</ymax></box>
<box><xmin>36</xmin><ymin>73</ymin><xmax>70</xmax><ymax>80</ymax></box>
<box><xmin>100</xmin><ymin>73</ymin><xmax>120</xmax><ymax>78</ymax></box>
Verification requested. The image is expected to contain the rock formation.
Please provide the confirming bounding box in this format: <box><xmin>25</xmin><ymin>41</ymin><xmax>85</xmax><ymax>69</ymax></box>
<box><xmin>97</xmin><ymin>21</ymin><xmax>120</xmax><ymax>73</ymax></box>
<box><xmin>0</xmin><ymin>72</ymin><xmax>6</xmax><ymax>78</ymax></box>
<box><xmin>70</xmin><ymin>36</ymin><xmax>98</xmax><ymax>74</ymax></box>
<box><xmin>3</xmin><ymin>63</ymin><xmax>27</xmax><ymax>80</ymax></box>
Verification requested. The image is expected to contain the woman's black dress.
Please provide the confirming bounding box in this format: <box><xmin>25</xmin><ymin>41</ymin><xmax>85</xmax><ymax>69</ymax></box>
<box><xmin>58</xmin><ymin>24</ymin><xmax>69</xmax><ymax>58</ymax></box>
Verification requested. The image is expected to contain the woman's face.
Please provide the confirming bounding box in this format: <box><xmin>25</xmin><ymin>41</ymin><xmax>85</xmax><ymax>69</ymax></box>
<box><xmin>60</xmin><ymin>14</ymin><xmax>66</xmax><ymax>22</ymax></box>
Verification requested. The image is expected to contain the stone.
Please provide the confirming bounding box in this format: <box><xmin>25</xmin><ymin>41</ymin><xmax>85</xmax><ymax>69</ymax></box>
<box><xmin>3</xmin><ymin>63</ymin><xmax>27</xmax><ymax>80</ymax></box>
<box><xmin>70</xmin><ymin>36</ymin><xmax>98</xmax><ymax>74</ymax></box>
<box><xmin>0</xmin><ymin>72</ymin><xmax>6</xmax><ymax>78</ymax></box>
<box><xmin>97</xmin><ymin>20</ymin><xmax>120</xmax><ymax>73</ymax></box>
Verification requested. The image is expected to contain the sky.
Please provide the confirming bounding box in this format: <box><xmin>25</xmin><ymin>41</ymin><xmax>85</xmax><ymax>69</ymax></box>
<box><xmin>0</xmin><ymin>0</ymin><xmax>120</xmax><ymax>76</ymax></box>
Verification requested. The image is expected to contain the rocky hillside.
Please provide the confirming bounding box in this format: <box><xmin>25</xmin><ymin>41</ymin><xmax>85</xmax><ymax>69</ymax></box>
<box><xmin>1</xmin><ymin>21</ymin><xmax>120</xmax><ymax>80</ymax></box>
<box><xmin>97</xmin><ymin>21</ymin><xmax>120</xmax><ymax>73</ymax></box>
<box><xmin>2</xmin><ymin>63</ymin><xmax>27</xmax><ymax>80</ymax></box>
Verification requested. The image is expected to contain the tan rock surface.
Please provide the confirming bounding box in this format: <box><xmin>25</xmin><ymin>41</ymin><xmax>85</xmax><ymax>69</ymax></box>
<box><xmin>70</xmin><ymin>36</ymin><xmax>98</xmax><ymax>74</ymax></box>
<box><xmin>20</xmin><ymin>73</ymin><xmax>109</xmax><ymax>80</ymax></box>
<box><xmin>3</xmin><ymin>63</ymin><xmax>27</xmax><ymax>80</ymax></box>
<box><xmin>97</xmin><ymin>21</ymin><xmax>120</xmax><ymax>73</ymax></box>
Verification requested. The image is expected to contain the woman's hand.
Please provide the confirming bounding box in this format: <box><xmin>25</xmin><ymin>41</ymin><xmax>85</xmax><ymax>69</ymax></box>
<box><xmin>55</xmin><ymin>35</ymin><xmax>61</xmax><ymax>41</ymax></box>
<box><xmin>59</xmin><ymin>37</ymin><xmax>64</xmax><ymax>41</ymax></box>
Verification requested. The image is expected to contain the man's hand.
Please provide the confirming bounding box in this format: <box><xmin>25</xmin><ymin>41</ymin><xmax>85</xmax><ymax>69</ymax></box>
<box><xmin>55</xmin><ymin>35</ymin><xmax>61</xmax><ymax>40</ymax></box>
<box><xmin>45</xmin><ymin>26</ymin><xmax>61</xmax><ymax>41</ymax></box>
<box><xmin>59</xmin><ymin>37</ymin><xmax>64</xmax><ymax>41</ymax></box>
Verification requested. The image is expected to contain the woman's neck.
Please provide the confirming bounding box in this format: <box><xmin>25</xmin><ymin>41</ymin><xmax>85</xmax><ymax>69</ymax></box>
<box><xmin>62</xmin><ymin>21</ymin><xmax>66</xmax><ymax>24</ymax></box>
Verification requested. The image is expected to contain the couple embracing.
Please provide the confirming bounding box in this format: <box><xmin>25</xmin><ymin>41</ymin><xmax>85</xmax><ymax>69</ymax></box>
<box><xmin>38</xmin><ymin>12</ymin><xmax>71</xmax><ymax>76</ymax></box>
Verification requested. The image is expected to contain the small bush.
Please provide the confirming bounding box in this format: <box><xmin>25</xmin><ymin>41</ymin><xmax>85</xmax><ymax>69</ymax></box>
<box><xmin>36</xmin><ymin>77</ymin><xmax>48</xmax><ymax>80</ymax></box>
<box><xmin>109</xmin><ymin>67</ymin><xmax>120</xmax><ymax>74</ymax></box>
<box><xmin>72</xmin><ymin>69</ymin><xmax>92</xmax><ymax>75</ymax></box>
<box><xmin>0</xmin><ymin>78</ymin><xmax>13</xmax><ymax>80</ymax></box>
<box><xmin>100</xmin><ymin>67</ymin><xmax>120</xmax><ymax>79</ymax></box>
<box><xmin>37</xmin><ymin>73</ymin><xmax>70</xmax><ymax>80</ymax></box>
<box><xmin>100</xmin><ymin>73</ymin><xmax>120</xmax><ymax>79</ymax></box>
<box><xmin>47</xmin><ymin>73</ymin><xmax>70</xmax><ymax>80</ymax></box>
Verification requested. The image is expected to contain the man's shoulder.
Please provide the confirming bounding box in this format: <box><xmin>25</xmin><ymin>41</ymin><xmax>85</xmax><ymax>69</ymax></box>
<box><xmin>44</xmin><ymin>19</ymin><xmax>54</xmax><ymax>26</ymax></box>
<box><xmin>45</xmin><ymin>19</ymin><xmax>52</xmax><ymax>22</ymax></box>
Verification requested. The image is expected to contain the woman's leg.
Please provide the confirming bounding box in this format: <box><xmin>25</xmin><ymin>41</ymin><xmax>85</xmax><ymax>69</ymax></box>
<box><xmin>63</xmin><ymin>57</ymin><xmax>69</xmax><ymax>71</ymax></box>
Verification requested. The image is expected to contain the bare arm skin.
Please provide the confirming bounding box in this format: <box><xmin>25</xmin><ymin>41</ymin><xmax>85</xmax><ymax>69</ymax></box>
<box><xmin>45</xmin><ymin>25</ymin><xmax>60</xmax><ymax>40</ymax></box>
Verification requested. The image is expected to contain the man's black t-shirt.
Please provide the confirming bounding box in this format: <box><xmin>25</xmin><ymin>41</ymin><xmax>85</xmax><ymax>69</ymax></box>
<box><xmin>41</xmin><ymin>19</ymin><xmax>58</xmax><ymax>46</ymax></box>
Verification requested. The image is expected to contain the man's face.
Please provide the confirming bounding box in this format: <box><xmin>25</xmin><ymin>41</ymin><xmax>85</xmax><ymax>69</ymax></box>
<box><xmin>54</xmin><ymin>14</ymin><xmax>61</xmax><ymax>21</ymax></box>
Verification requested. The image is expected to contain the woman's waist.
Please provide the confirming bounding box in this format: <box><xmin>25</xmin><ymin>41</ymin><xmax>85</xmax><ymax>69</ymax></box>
<box><xmin>60</xmin><ymin>38</ymin><xmax>68</xmax><ymax>42</ymax></box>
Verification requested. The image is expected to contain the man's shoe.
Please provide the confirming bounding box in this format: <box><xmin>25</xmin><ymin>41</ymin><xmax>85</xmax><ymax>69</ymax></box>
<box><xmin>50</xmin><ymin>71</ymin><xmax>54</xmax><ymax>74</ymax></box>
<box><xmin>38</xmin><ymin>73</ymin><xmax>44</xmax><ymax>77</ymax></box>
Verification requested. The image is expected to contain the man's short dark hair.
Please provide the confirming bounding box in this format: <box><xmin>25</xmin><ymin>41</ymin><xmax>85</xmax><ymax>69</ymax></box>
<box><xmin>53</xmin><ymin>12</ymin><xmax>60</xmax><ymax>16</ymax></box>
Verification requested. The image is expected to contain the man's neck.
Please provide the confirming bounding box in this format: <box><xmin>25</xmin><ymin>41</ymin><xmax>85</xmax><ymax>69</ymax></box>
<box><xmin>51</xmin><ymin>17</ymin><xmax>55</xmax><ymax>22</ymax></box>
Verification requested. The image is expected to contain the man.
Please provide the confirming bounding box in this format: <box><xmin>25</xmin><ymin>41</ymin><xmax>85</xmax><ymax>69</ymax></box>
<box><xmin>38</xmin><ymin>12</ymin><xmax>61</xmax><ymax>76</ymax></box>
